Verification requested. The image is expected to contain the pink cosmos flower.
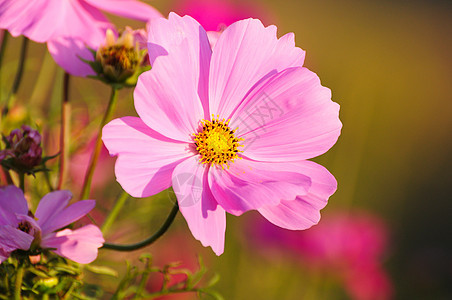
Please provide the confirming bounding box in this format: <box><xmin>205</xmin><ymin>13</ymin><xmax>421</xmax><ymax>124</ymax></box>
<box><xmin>102</xmin><ymin>13</ymin><xmax>342</xmax><ymax>255</ymax></box>
<box><xmin>0</xmin><ymin>0</ymin><xmax>162</xmax><ymax>76</ymax></box>
<box><xmin>0</xmin><ymin>185</ymin><xmax>104</xmax><ymax>264</ymax></box>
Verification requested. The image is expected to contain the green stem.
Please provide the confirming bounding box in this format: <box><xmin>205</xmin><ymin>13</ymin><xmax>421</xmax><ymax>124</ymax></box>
<box><xmin>61</xmin><ymin>281</ymin><xmax>77</xmax><ymax>300</ymax></box>
<box><xmin>14</xmin><ymin>265</ymin><xmax>24</xmax><ymax>300</ymax></box>
<box><xmin>102</xmin><ymin>202</ymin><xmax>179</xmax><ymax>251</ymax></box>
<box><xmin>2</xmin><ymin>37</ymin><xmax>28</xmax><ymax>117</ymax></box>
<box><xmin>101</xmin><ymin>191</ymin><xmax>129</xmax><ymax>235</ymax></box>
<box><xmin>18</xmin><ymin>172</ymin><xmax>25</xmax><ymax>192</ymax></box>
<box><xmin>80</xmin><ymin>87</ymin><xmax>118</xmax><ymax>200</ymax></box>
<box><xmin>133</xmin><ymin>263</ymin><xmax>152</xmax><ymax>300</ymax></box>
<box><xmin>2</xmin><ymin>265</ymin><xmax>9</xmax><ymax>296</ymax></box>
<box><xmin>42</xmin><ymin>164</ymin><xmax>54</xmax><ymax>192</ymax></box>
<box><xmin>57</xmin><ymin>72</ymin><xmax>70</xmax><ymax>190</ymax></box>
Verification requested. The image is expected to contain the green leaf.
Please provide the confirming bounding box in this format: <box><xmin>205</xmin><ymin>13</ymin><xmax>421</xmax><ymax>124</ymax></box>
<box><xmin>85</xmin><ymin>265</ymin><xmax>118</xmax><ymax>277</ymax></box>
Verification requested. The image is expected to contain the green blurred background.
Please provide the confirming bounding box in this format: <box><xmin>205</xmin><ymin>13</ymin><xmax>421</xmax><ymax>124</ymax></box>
<box><xmin>1</xmin><ymin>0</ymin><xmax>451</xmax><ymax>299</ymax></box>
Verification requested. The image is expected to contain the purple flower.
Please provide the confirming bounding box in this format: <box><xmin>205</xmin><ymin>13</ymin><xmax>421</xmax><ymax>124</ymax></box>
<box><xmin>0</xmin><ymin>185</ymin><xmax>104</xmax><ymax>264</ymax></box>
<box><xmin>1</xmin><ymin>125</ymin><xmax>42</xmax><ymax>170</ymax></box>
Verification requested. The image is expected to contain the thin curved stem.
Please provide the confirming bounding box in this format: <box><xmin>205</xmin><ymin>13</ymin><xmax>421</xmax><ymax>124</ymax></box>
<box><xmin>2</xmin><ymin>37</ymin><xmax>28</xmax><ymax>117</ymax></box>
<box><xmin>80</xmin><ymin>87</ymin><xmax>118</xmax><ymax>200</ymax></box>
<box><xmin>57</xmin><ymin>72</ymin><xmax>70</xmax><ymax>190</ymax></box>
<box><xmin>102</xmin><ymin>201</ymin><xmax>179</xmax><ymax>252</ymax></box>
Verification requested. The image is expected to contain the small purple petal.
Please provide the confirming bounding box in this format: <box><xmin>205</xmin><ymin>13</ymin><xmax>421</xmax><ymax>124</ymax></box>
<box><xmin>35</xmin><ymin>190</ymin><xmax>72</xmax><ymax>228</ymax></box>
<box><xmin>0</xmin><ymin>185</ymin><xmax>28</xmax><ymax>226</ymax></box>
<box><xmin>39</xmin><ymin>200</ymin><xmax>95</xmax><ymax>235</ymax></box>
<box><xmin>0</xmin><ymin>225</ymin><xmax>34</xmax><ymax>252</ymax></box>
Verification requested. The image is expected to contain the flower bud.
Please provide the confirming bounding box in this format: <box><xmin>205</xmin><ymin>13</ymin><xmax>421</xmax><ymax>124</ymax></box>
<box><xmin>29</xmin><ymin>254</ymin><xmax>41</xmax><ymax>264</ymax></box>
<box><xmin>1</xmin><ymin>125</ymin><xmax>42</xmax><ymax>171</ymax></box>
<box><xmin>93</xmin><ymin>27</ymin><xmax>148</xmax><ymax>85</ymax></box>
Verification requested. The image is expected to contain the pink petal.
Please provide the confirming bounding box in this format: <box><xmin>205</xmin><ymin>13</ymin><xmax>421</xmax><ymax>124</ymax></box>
<box><xmin>0</xmin><ymin>225</ymin><xmax>34</xmax><ymax>252</ymax></box>
<box><xmin>0</xmin><ymin>0</ymin><xmax>64</xmax><ymax>42</ymax></box>
<box><xmin>52</xmin><ymin>0</ymin><xmax>111</xmax><ymax>39</ymax></box>
<box><xmin>47</xmin><ymin>36</ymin><xmax>98</xmax><ymax>77</ymax></box>
<box><xmin>208</xmin><ymin>18</ymin><xmax>305</xmax><ymax>118</ymax></box>
<box><xmin>46</xmin><ymin>0</ymin><xmax>111</xmax><ymax>76</ymax></box>
<box><xmin>0</xmin><ymin>185</ymin><xmax>28</xmax><ymax>225</ymax></box>
<box><xmin>102</xmin><ymin>117</ymin><xmax>192</xmax><ymax>197</ymax></box>
<box><xmin>172</xmin><ymin>157</ymin><xmax>226</xmax><ymax>255</ymax></box>
<box><xmin>84</xmin><ymin>0</ymin><xmax>163</xmax><ymax>21</ymax></box>
<box><xmin>135</xmin><ymin>14</ymin><xmax>210</xmax><ymax>141</ymax></box>
<box><xmin>258</xmin><ymin>161</ymin><xmax>337</xmax><ymax>230</ymax></box>
<box><xmin>147</xmin><ymin>13</ymin><xmax>212</xmax><ymax>115</ymax></box>
<box><xmin>208</xmin><ymin>159</ymin><xmax>311</xmax><ymax>216</ymax></box>
<box><xmin>42</xmin><ymin>224</ymin><xmax>104</xmax><ymax>264</ymax></box>
<box><xmin>230</xmin><ymin>67</ymin><xmax>341</xmax><ymax>161</ymax></box>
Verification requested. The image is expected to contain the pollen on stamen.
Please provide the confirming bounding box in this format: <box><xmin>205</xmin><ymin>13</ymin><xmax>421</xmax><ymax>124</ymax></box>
<box><xmin>193</xmin><ymin>116</ymin><xmax>244</xmax><ymax>169</ymax></box>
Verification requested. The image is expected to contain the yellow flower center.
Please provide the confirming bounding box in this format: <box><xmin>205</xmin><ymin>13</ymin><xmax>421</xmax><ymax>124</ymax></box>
<box><xmin>194</xmin><ymin>116</ymin><xmax>243</xmax><ymax>168</ymax></box>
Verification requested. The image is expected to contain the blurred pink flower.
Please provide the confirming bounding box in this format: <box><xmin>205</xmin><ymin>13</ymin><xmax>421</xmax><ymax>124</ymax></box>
<box><xmin>0</xmin><ymin>0</ymin><xmax>162</xmax><ymax>76</ymax></box>
<box><xmin>250</xmin><ymin>211</ymin><xmax>393</xmax><ymax>300</ymax></box>
<box><xmin>173</xmin><ymin>0</ymin><xmax>271</xmax><ymax>31</ymax></box>
<box><xmin>103</xmin><ymin>13</ymin><xmax>341</xmax><ymax>255</ymax></box>
<box><xmin>174</xmin><ymin>0</ymin><xmax>272</xmax><ymax>49</ymax></box>
<box><xmin>70</xmin><ymin>136</ymin><xmax>114</xmax><ymax>191</ymax></box>
<box><xmin>0</xmin><ymin>185</ymin><xmax>104</xmax><ymax>264</ymax></box>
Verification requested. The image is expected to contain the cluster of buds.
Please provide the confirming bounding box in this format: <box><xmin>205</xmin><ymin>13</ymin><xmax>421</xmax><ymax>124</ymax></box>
<box><xmin>0</xmin><ymin>125</ymin><xmax>43</xmax><ymax>173</ymax></box>
<box><xmin>86</xmin><ymin>27</ymin><xmax>148</xmax><ymax>87</ymax></box>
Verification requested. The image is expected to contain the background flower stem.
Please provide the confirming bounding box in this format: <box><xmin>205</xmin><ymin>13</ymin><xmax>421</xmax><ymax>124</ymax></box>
<box><xmin>2</xmin><ymin>37</ymin><xmax>28</xmax><ymax>118</ymax></box>
<box><xmin>0</xmin><ymin>32</ymin><xmax>8</xmax><ymax>101</ymax></box>
<box><xmin>0</xmin><ymin>31</ymin><xmax>8</xmax><ymax>69</ymax></box>
<box><xmin>57</xmin><ymin>72</ymin><xmax>70</xmax><ymax>190</ymax></box>
<box><xmin>101</xmin><ymin>191</ymin><xmax>129</xmax><ymax>235</ymax></box>
<box><xmin>102</xmin><ymin>201</ymin><xmax>179</xmax><ymax>251</ymax></box>
<box><xmin>80</xmin><ymin>87</ymin><xmax>119</xmax><ymax>200</ymax></box>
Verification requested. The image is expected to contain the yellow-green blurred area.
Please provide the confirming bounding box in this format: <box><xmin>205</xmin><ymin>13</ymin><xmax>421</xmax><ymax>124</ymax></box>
<box><xmin>1</xmin><ymin>0</ymin><xmax>451</xmax><ymax>299</ymax></box>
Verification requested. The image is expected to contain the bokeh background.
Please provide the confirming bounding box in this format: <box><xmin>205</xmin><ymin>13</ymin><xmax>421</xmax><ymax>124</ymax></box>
<box><xmin>1</xmin><ymin>0</ymin><xmax>451</xmax><ymax>299</ymax></box>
